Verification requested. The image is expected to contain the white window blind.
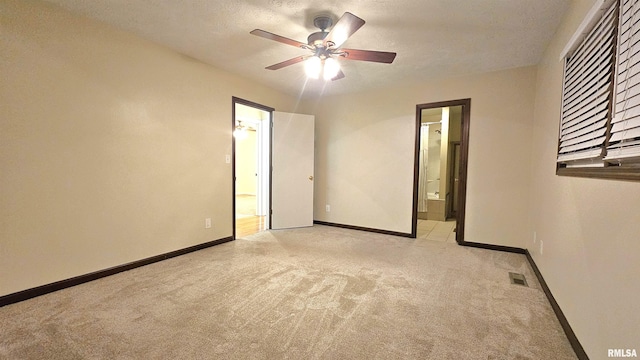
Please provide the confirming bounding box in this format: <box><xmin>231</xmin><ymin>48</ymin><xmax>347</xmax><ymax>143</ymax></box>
<box><xmin>558</xmin><ymin>1</ymin><xmax>618</xmax><ymax>166</ymax></box>
<box><xmin>606</xmin><ymin>0</ymin><xmax>640</xmax><ymax>163</ymax></box>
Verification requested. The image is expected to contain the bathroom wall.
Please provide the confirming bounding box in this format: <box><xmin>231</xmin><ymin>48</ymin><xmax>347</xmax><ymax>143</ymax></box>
<box><xmin>445</xmin><ymin>106</ymin><xmax>463</xmax><ymax>211</ymax></box>
<box><xmin>449</xmin><ymin>106</ymin><xmax>462</xmax><ymax>143</ymax></box>
<box><xmin>427</xmin><ymin>123</ymin><xmax>442</xmax><ymax>196</ymax></box>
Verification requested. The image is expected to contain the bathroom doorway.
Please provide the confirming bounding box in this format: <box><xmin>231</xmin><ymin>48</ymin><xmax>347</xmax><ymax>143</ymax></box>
<box><xmin>412</xmin><ymin>99</ymin><xmax>470</xmax><ymax>242</ymax></box>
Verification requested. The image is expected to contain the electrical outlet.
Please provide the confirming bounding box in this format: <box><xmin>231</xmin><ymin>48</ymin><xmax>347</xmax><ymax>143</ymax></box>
<box><xmin>326</xmin><ymin>205</ymin><xmax>330</xmax><ymax>212</ymax></box>
<box><xmin>533</xmin><ymin>231</ymin><xmax>537</xmax><ymax>244</ymax></box>
<box><xmin>540</xmin><ymin>240</ymin><xmax>544</xmax><ymax>255</ymax></box>
<box><xmin>205</xmin><ymin>218</ymin><xmax>212</xmax><ymax>229</ymax></box>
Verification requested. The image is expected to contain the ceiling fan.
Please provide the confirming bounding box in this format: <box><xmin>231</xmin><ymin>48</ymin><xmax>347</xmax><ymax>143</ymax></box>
<box><xmin>250</xmin><ymin>12</ymin><xmax>397</xmax><ymax>81</ymax></box>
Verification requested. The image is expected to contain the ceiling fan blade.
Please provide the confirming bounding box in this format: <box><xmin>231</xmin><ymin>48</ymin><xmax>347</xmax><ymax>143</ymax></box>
<box><xmin>332</xmin><ymin>70</ymin><xmax>345</xmax><ymax>81</ymax></box>
<box><xmin>324</xmin><ymin>12</ymin><xmax>365</xmax><ymax>48</ymax></box>
<box><xmin>265</xmin><ymin>55</ymin><xmax>310</xmax><ymax>70</ymax></box>
<box><xmin>250</xmin><ymin>29</ymin><xmax>308</xmax><ymax>49</ymax></box>
<box><xmin>340</xmin><ymin>48</ymin><xmax>397</xmax><ymax>64</ymax></box>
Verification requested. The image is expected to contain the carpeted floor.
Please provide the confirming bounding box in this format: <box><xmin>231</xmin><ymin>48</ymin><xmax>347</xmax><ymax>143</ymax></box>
<box><xmin>0</xmin><ymin>226</ymin><xmax>577</xmax><ymax>359</ymax></box>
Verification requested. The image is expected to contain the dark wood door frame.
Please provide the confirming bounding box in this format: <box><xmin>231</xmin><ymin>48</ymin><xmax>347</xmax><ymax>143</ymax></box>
<box><xmin>231</xmin><ymin>97</ymin><xmax>275</xmax><ymax>240</ymax></box>
<box><xmin>412</xmin><ymin>98</ymin><xmax>470</xmax><ymax>243</ymax></box>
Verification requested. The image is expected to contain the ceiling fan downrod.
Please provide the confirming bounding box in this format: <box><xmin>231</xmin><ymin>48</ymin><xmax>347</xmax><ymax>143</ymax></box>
<box><xmin>307</xmin><ymin>15</ymin><xmax>333</xmax><ymax>47</ymax></box>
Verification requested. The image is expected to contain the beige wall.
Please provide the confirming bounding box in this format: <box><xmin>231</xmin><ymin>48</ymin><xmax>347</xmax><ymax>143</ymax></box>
<box><xmin>0</xmin><ymin>0</ymin><xmax>297</xmax><ymax>296</ymax></box>
<box><xmin>302</xmin><ymin>66</ymin><xmax>537</xmax><ymax>245</ymax></box>
<box><xmin>235</xmin><ymin>130</ymin><xmax>257</xmax><ymax>195</ymax></box>
<box><xmin>529</xmin><ymin>0</ymin><xmax>640</xmax><ymax>357</ymax></box>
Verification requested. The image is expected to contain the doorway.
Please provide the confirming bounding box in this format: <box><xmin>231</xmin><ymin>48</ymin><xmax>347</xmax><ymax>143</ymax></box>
<box><xmin>412</xmin><ymin>99</ymin><xmax>470</xmax><ymax>243</ymax></box>
<box><xmin>232</xmin><ymin>99</ymin><xmax>316</xmax><ymax>239</ymax></box>
<box><xmin>232</xmin><ymin>97</ymin><xmax>274</xmax><ymax>239</ymax></box>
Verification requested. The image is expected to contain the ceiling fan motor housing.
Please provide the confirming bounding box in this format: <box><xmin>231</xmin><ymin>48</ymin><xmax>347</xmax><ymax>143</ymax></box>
<box><xmin>307</xmin><ymin>31</ymin><xmax>328</xmax><ymax>47</ymax></box>
<box><xmin>313</xmin><ymin>15</ymin><xmax>332</xmax><ymax>31</ymax></box>
<box><xmin>308</xmin><ymin>15</ymin><xmax>333</xmax><ymax>47</ymax></box>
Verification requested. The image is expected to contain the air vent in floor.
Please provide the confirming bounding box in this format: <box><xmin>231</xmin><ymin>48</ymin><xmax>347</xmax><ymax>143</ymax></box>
<box><xmin>509</xmin><ymin>272</ymin><xmax>528</xmax><ymax>287</ymax></box>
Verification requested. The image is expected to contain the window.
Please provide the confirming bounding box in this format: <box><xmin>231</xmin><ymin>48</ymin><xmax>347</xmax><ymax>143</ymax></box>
<box><xmin>557</xmin><ymin>0</ymin><xmax>640</xmax><ymax>180</ymax></box>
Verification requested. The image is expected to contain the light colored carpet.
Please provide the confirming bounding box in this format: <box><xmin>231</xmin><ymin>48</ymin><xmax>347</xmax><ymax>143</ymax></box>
<box><xmin>0</xmin><ymin>226</ymin><xmax>577</xmax><ymax>359</ymax></box>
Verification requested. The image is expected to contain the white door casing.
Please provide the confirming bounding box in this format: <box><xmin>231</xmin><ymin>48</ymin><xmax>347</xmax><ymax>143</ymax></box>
<box><xmin>271</xmin><ymin>111</ymin><xmax>315</xmax><ymax>229</ymax></box>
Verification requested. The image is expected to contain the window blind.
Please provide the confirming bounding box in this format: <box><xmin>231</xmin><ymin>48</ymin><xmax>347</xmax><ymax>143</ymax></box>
<box><xmin>606</xmin><ymin>0</ymin><xmax>640</xmax><ymax>164</ymax></box>
<box><xmin>558</xmin><ymin>1</ymin><xmax>618</xmax><ymax>166</ymax></box>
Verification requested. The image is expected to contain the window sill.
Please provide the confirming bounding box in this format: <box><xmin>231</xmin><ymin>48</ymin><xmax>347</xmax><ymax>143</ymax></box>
<box><xmin>556</xmin><ymin>167</ymin><xmax>640</xmax><ymax>181</ymax></box>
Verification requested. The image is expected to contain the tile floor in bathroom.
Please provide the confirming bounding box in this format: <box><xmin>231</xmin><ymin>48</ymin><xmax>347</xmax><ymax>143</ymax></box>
<box><xmin>417</xmin><ymin>219</ymin><xmax>457</xmax><ymax>243</ymax></box>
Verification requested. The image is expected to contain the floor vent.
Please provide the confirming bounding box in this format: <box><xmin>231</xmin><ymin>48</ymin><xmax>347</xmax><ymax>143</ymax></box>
<box><xmin>509</xmin><ymin>272</ymin><xmax>528</xmax><ymax>287</ymax></box>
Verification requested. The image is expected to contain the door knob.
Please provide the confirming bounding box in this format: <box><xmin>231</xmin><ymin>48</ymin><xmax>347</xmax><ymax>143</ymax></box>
<box><xmin>309</xmin><ymin>176</ymin><xmax>314</xmax><ymax>181</ymax></box>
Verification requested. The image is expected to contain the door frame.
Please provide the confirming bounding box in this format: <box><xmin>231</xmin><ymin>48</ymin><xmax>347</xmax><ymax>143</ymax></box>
<box><xmin>448</xmin><ymin>141</ymin><xmax>461</xmax><ymax>219</ymax></box>
<box><xmin>412</xmin><ymin>98</ymin><xmax>470</xmax><ymax>243</ymax></box>
<box><xmin>232</xmin><ymin>97</ymin><xmax>274</xmax><ymax>240</ymax></box>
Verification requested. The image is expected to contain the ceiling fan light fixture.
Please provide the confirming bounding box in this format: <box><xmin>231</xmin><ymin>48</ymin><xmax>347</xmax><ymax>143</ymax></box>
<box><xmin>323</xmin><ymin>57</ymin><xmax>340</xmax><ymax>80</ymax></box>
<box><xmin>251</xmin><ymin>12</ymin><xmax>396</xmax><ymax>81</ymax></box>
<box><xmin>234</xmin><ymin>121</ymin><xmax>248</xmax><ymax>140</ymax></box>
<box><xmin>305</xmin><ymin>56</ymin><xmax>322</xmax><ymax>79</ymax></box>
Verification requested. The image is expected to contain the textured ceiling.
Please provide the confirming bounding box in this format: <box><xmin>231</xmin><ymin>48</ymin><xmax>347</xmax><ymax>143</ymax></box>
<box><xmin>42</xmin><ymin>0</ymin><xmax>571</xmax><ymax>98</ymax></box>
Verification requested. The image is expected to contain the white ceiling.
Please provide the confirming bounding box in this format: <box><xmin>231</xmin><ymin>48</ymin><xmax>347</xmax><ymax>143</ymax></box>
<box><xmin>42</xmin><ymin>0</ymin><xmax>571</xmax><ymax>98</ymax></box>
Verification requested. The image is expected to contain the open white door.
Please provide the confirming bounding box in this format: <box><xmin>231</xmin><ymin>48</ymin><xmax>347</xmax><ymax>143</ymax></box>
<box><xmin>271</xmin><ymin>111</ymin><xmax>315</xmax><ymax>229</ymax></box>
